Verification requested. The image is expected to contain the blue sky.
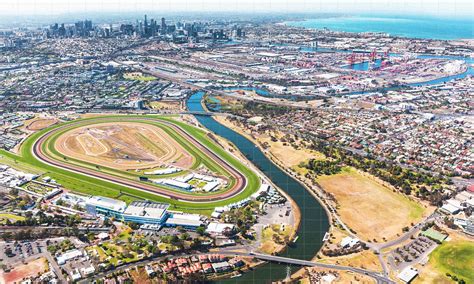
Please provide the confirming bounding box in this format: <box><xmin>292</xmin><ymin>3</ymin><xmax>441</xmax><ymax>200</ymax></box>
<box><xmin>0</xmin><ymin>0</ymin><xmax>472</xmax><ymax>18</ymax></box>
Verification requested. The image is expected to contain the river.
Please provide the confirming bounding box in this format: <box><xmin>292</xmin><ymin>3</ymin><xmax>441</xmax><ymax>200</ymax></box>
<box><xmin>186</xmin><ymin>91</ymin><xmax>330</xmax><ymax>283</ymax></box>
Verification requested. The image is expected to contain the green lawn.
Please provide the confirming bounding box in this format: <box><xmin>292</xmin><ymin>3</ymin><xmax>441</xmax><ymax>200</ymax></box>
<box><xmin>429</xmin><ymin>240</ymin><xmax>474</xmax><ymax>282</ymax></box>
<box><xmin>0</xmin><ymin>213</ymin><xmax>26</xmax><ymax>224</ymax></box>
<box><xmin>0</xmin><ymin>115</ymin><xmax>259</xmax><ymax>214</ymax></box>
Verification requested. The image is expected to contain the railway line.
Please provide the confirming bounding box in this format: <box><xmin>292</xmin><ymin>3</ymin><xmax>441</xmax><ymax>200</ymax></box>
<box><xmin>31</xmin><ymin>117</ymin><xmax>251</xmax><ymax>203</ymax></box>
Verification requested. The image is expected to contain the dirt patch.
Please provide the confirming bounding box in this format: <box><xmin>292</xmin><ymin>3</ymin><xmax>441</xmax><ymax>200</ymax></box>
<box><xmin>129</xmin><ymin>267</ymin><xmax>152</xmax><ymax>283</ymax></box>
<box><xmin>26</xmin><ymin>118</ymin><xmax>58</xmax><ymax>131</ymax></box>
<box><xmin>0</xmin><ymin>257</ymin><xmax>48</xmax><ymax>283</ymax></box>
<box><xmin>55</xmin><ymin>122</ymin><xmax>194</xmax><ymax>171</ymax></box>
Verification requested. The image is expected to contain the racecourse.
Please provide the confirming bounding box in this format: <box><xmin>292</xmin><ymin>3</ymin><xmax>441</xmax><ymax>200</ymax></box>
<box><xmin>2</xmin><ymin>115</ymin><xmax>260</xmax><ymax>213</ymax></box>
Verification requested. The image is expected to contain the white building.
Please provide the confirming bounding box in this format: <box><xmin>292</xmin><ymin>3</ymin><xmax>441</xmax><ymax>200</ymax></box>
<box><xmin>56</xmin><ymin>249</ymin><xmax>83</xmax><ymax>265</ymax></box>
<box><xmin>397</xmin><ymin>267</ymin><xmax>418</xmax><ymax>283</ymax></box>
<box><xmin>206</xmin><ymin>222</ymin><xmax>235</xmax><ymax>235</ymax></box>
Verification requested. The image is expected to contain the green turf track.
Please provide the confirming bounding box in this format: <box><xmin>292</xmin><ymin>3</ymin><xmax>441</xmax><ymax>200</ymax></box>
<box><xmin>42</xmin><ymin>119</ymin><xmax>236</xmax><ymax>194</ymax></box>
<box><xmin>0</xmin><ymin>115</ymin><xmax>260</xmax><ymax>214</ymax></box>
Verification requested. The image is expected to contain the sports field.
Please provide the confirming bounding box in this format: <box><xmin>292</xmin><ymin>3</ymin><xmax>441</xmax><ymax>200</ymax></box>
<box><xmin>0</xmin><ymin>115</ymin><xmax>260</xmax><ymax>214</ymax></box>
<box><xmin>317</xmin><ymin>167</ymin><xmax>427</xmax><ymax>241</ymax></box>
<box><xmin>427</xmin><ymin>241</ymin><xmax>474</xmax><ymax>283</ymax></box>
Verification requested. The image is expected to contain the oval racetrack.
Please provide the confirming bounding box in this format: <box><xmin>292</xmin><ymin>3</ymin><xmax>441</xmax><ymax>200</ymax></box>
<box><xmin>32</xmin><ymin>117</ymin><xmax>247</xmax><ymax>203</ymax></box>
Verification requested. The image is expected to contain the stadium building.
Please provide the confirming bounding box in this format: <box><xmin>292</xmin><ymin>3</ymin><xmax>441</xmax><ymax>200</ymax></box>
<box><xmin>85</xmin><ymin>196</ymin><xmax>127</xmax><ymax>219</ymax></box>
<box><xmin>85</xmin><ymin>196</ymin><xmax>171</xmax><ymax>225</ymax></box>
<box><xmin>122</xmin><ymin>201</ymin><xmax>170</xmax><ymax>225</ymax></box>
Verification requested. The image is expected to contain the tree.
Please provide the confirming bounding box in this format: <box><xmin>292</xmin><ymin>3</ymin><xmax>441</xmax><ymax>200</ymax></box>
<box><xmin>196</xmin><ymin>226</ymin><xmax>206</xmax><ymax>236</ymax></box>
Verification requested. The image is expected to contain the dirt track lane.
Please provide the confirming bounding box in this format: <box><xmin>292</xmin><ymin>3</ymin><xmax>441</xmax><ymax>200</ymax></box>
<box><xmin>32</xmin><ymin>117</ymin><xmax>248</xmax><ymax>203</ymax></box>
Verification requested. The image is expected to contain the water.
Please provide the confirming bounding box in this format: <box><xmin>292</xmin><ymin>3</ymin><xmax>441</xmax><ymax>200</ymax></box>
<box><xmin>186</xmin><ymin>91</ymin><xmax>329</xmax><ymax>283</ymax></box>
<box><xmin>285</xmin><ymin>15</ymin><xmax>474</xmax><ymax>40</ymax></box>
<box><xmin>344</xmin><ymin>54</ymin><xmax>473</xmax><ymax>88</ymax></box>
<box><xmin>219</xmin><ymin>87</ymin><xmax>320</xmax><ymax>101</ymax></box>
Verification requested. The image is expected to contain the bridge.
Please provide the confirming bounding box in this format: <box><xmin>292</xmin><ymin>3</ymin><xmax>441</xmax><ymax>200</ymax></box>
<box><xmin>234</xmin><ymin>252</ymin><xmax>396</xmax><ymax>284</ymax></box>
<box><xmin>83</xmin><ymin>250</ymin><xmax>395</xmax><ymax>284</ymax></box>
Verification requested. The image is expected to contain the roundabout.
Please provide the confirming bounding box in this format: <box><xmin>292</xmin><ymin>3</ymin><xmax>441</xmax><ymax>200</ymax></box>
<box><xmin>17</xmin><ymin>115</ymin><xmax>260</xmax><ymax>212</ymax></box>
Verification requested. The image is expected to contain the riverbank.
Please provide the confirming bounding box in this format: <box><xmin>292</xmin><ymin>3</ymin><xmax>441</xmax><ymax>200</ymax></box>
<box><xmin>187</xmin><ymin>91</ymin><xmax>329</xmax><ymax>282</ymax></box>
<box><xmin>199</xmin><ymin>100</ymin><xmax>302</xmax><ymax>256</ymax></box>
<box><xmin>211</xmin><ymin>116</ymin><xmax>382</xmax><ymax>281</ymax></box>
<box><xmin>211</xmin><ymin>116</ymin><xmax>335</xmax><ymax>263</ymax></box>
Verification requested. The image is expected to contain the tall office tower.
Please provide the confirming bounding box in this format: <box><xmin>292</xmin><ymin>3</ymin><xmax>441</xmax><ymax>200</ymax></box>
<box><xmin>144</xmin><ymin>15</ymin><xmax>149</xmax><ymax>37</ymax></box>
<box><xmin>161</xmin><ymin>17</ymin><xmax>167</xmax><ymax>34</ymax></box>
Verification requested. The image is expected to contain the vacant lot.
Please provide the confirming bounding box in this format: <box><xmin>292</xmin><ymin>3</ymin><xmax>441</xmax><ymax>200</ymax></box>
<box><xmin>0</xmin><ymin>257</ymin><xmax>48</xmax><ymax>283</ymax></box>
<box><xmin>317</xmin><ymin>167</ymin><xmax>426</xmax><ymax>241</ymax></box>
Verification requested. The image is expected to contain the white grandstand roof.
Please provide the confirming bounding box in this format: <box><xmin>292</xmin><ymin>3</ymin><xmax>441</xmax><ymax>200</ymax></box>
<box><xmin>87</xmin><ymin>196</ymin><xmax>126</xmax><ymax>212</ymax></box>
<box><xmin>123</xmin><ymin>201</ymin><xmax>169</xmax><ymax>219</ymax></box>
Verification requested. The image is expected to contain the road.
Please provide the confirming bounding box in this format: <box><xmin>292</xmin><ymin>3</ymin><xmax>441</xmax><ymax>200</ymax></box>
<box><xmin>375</xmin><ymin>212</ymin><xmax>440</xmax><ymax>251</ymax></box>
<box><xmin>81</xmin><ymin>250</ymin><xmax>395</xmax><ymax>284</ymax></box>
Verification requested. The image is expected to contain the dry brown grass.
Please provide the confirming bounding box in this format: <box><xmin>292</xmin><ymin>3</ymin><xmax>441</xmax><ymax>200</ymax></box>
<box><xmin>317</xmin><ymin>167</ymin><xmax>428</xmax><ymax>242</ymax></box>
<box><xmin>214</xmin><ymin>117</ymin><xmax>325</xmax><ymax>168</ymax></box>
<box><xmin>26</xmin><ymin>118</ymin><xmax>58</xmax><ymax>131</ymax></box>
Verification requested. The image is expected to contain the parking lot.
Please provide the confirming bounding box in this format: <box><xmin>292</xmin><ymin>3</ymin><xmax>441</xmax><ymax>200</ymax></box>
<box><xmin>0</xmin><ymin>240</ymin><xmax>46</xmax><ymax>264</ymax></box>
<box><xmin>389</xmin><ymin>236</ymin><xmax>438</xmax><ymax>270</ymax></box>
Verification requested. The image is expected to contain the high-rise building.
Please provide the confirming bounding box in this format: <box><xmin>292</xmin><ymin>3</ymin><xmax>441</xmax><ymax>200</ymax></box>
<box><xmin>161</xmin><ymin>17</ymin><xmax>167</xmax><ymax>34</ymax></box>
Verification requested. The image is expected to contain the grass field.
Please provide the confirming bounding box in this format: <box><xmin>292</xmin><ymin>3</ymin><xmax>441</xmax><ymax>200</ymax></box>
<box><xmin>0</xmin><ymin>115</ymin><xmax>259</xmax><ymax>214</ymax></box>
<box><xmin>317</xmin><ymin>167</ymin><xmax>426</xmax><ymax>241</ymax></box>
<box><xmin>0</xmin><ymin>213</ymin><xmax>26</xmax><ymax>224</ymax></box>
<box><xmin>427</xmin><ymin>241</ymin><xmax>474</xmax><ymax>283</ymax></box>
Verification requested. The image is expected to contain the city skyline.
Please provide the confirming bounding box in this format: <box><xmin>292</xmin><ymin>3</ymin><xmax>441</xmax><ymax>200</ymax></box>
<box><xmin>0</xmin><ymin>0</ymin><xmax>472</xmax><ymax>18</ymax></box>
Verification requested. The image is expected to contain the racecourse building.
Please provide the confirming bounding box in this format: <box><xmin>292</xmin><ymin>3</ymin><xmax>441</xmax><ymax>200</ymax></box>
<box><xmin>122</xmin><ymin>201</ymin><xmax>170</xmax><ymax>225</ymax></box>
<box><xmin>85</xmin><ymin>196</ymin><xmax>170</xmax><ymax>225</ymax></box>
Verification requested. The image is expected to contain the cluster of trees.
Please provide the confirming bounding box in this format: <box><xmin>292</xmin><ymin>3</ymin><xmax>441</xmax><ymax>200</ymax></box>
<box><xmin>47</xmin><ymin>238</ymin><xmax>74</xmax><ymax>254</ymax></box>
<box><xmin>8</xmin><ymin>188</ymin><xmax>33</xmax><ymax>209</ymax></box>
<box><xmin>221</xmin><ymin>201</ymin><xmax>258</xmax><ymax>238</ymax></box>
<box><xmin>305</xmin><ymin>159</ymin><xmax>341</xmax><ymax>176</ymax></box>
<box><xmin>308</xmin><ymin>141</ymin><xmax>450</xmax><ymax>205</ymax></box>
<box><xmin>239</xmin><ymin>101</ymin><xmax>292</xmax><ymax>117</ymax></box>
<box><xmin>8</xmin><ymin>211</ymin><xmax>82</xmax><ymax>227</ymax></box>
<box><xmin>159</xmin><ymin>231</ymin><xmax>202</xmax><ymax>250</ymax></box>
<box><xmin>445</xmin><ymin>273</ymin><xmax>467</xmax><ymax>284</ymax></box>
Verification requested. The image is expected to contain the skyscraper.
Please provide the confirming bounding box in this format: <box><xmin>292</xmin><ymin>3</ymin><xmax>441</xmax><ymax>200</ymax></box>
<box><xmin>161</xmin><ymin>17</ymin><xmax>167</xmax><ymax>34</ymax></box>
